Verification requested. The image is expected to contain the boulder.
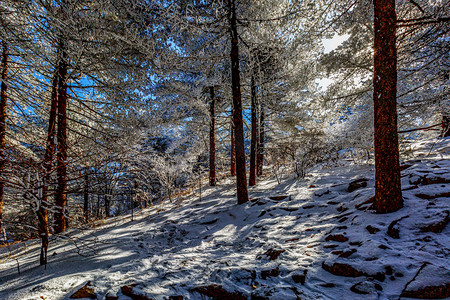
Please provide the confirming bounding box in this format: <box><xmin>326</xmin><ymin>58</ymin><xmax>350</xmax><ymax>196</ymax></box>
<box><xmin>347</xmin><ymin>179</ymin><xmax>368</xmax><ymax>193</ymax></box>
<box><xmin>292</xmin><ymin>270</ymin><xmax>307</xmax><ymax>284</ymax></box>
<box><xmin>350</xmin><ymin>281</ymin><xmax>382</xmax><ymax>295</ymax></box>
<box><xmin>401</xmin><ymin>264</ymin><xmax>450</xmax><ymax>299</ymax></box>
<box><xmin>121</xmin><ymin>284</ymin><xmax>153</xmax><ymax>300</ymax></box>
<box><xmin>325</xmin><ymin>234</ymin><xmax>348</xmax><ymax>243</ymax></box>
<box><xmin>70</xmin><ymin>282</ymin><xmax>96</xmax><ymax>299</ymax></box>
<box><xmin>366</xmin><ymin>225</ymin><xmax>380</xmax><ymax>234</ymax></box>
<box><xmin>191</xmin><ymin>284</ymin><xmax>246</xmax><ymax>300</ymax></box>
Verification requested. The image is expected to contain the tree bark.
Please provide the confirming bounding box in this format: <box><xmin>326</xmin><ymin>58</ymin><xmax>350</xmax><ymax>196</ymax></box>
<box><xmin>228</xmin><ymin>0</ymin><xmax>248</xmax><ymax>204</ymax></box>
<box><xmin>249</xmin><ymin>74</ymin><xmax>257</xmax><ymax>186</ymax></box>
<box><xmin>256</xmin><ymin>101</ymin><xmax>265</xmax><ymax>177</ymax></box>
<box><xmin>39</xmin><ymin>62</ymin><xmax>60</xmax><ymax>265</ymax></box>
<box><xmin>83</xmin><ymin>173</ymin><xmax>89</xmax><ymax>223</ymax></box>
<box><xmin>54</xmin><ymin>38</ymin><xmax>69</xmax><ymax>233</ymax></box>
<box><xmin>230</xmin><ymin>113</ymin><xmax>236</xmax><ymax>176</ymax></box>
<box><xmin>0</xmin><ymin>42</ymin><xmax>8</xmax><ymax>235</ymax></box>
<box><xmin>209</xmin><ymin>87</ymin><xmax>216</xmax><ymax>186</ymax></box>
<box><xmin>373</xmin><ymin>0</ymin><xmax>403</xmax><ymax>213</ymax></box>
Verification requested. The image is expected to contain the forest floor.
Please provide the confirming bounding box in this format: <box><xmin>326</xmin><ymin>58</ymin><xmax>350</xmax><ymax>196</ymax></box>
<box><xmin>0</xmin><ymin>137</ymin><xmax>449</xmax><ymax>300</ymax></box>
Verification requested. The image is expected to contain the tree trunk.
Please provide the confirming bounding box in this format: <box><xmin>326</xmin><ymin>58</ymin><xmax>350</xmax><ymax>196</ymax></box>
<box><xmin>39</xmin><ymin>62</ymin><xmax>59</xmax><ymax>265</ymax></box>
<box><xmin>256</xmin><ymin>101</ymin><xmax>265</xmax><ymax>177</ymax></box>
<box><xmin>230</xmin><ymin>113</ymin><xmax>236</xmax><ymax>176</ymax></box>
<box><xmin>105</xmin><ymin>191</ymin><xmax>111</xmax><ymax>217</ymax></box>
<box><xmin>373</xmin><ymin>0</ymin><xmax>403</xmax><ymax>213</ymax></box>
<box><xmin>0</xmin><ymin>42</ymin><xmax>8</xmax><ymax>235</ymax></box>
<box><xmin>54</xmin><ymin>38</ymin><xmax>69</xmax><ymax>233</ymax></box>
<box><xmin>249</xmin><ymin>74</ymin><xmax>258</xmax><ymax>186</ymax></box>
<box><xmin>96</xmin><ymin>194</ymin><xmax>100</xmax><ymax>219</ymax></box>
<box><xmin>228</xmin><ymin>0</ymin><xmax>248</xmax><ymax>205</ymax></box>
<box><xmin>209</xmin><ymin>87</ymin><xmax>216</xmax><ymax>186</ymax></box>
<box><xmin>84</xmin><ymin>173</ymin><xmax>89</xmax><ymax>223</ymax></box>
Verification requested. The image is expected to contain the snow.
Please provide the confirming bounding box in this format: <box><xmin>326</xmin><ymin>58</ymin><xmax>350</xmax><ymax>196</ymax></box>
<box><xmin>0</xmin><ymin>138</ymin><xmax>449</xmax><ymax>300</ymax></box>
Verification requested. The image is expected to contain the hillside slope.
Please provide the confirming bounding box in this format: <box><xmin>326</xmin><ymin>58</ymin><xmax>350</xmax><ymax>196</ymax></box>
<box><xmin>0</xmin><ymin>138</ymin><xmax>449</xmax><ymax>300</ymax></box>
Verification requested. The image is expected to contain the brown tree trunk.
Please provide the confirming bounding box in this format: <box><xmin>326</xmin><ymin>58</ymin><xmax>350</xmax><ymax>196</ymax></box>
<box><xmin>54</xmin><ymin>39</ymin><xmax>69</xmax><ymax>233</ymax></box>
<box><xmin>373</xmin><ymin>0</ymin><xmax>403</xmax><ymax>213</ymax></box>
<box><xmin>230</xmin><ymin>115</ymin><xmax>236</xmax><ymax>176</ymax></box>
<box><xmin>105</xmin><ymin>189</ymin><xmax>111</xmax><ymax>217</ymax></box>
<box><xmin>84</xmin><ymin>173</ymin><xmax>89</xmax><ymax>223</ymax></box>
<box><xmin>209</xmin><ymin>87</ymin><xmax>216</xmax><ymax>186</ymax></box>
<box><xmin>39</xmin><ymin>63</ymin><xmax>59</xmax><ymax>265</ymax></box>
<box><xmin>228</xmin><ymin>0</ymin><xmax>248</xmax><ymax>204</ymax></box>
<box><xmin>249</xmin><ymin>74</ymin><xmax>258</xmax><ymax>186</ymax></box>
<box><xmin>0</xmin><ymin>42</ymin><xmax>8</xmax><ymax>235</ymax></box>
<box><xmin>256</xmin><ymin>102</ymin><xmax>265</xmax><ymax>177</ymax></box>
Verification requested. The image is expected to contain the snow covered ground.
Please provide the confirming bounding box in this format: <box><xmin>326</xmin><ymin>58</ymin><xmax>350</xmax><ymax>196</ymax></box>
<box><xmin>0</xmin><ymin>138</ymin><xmax>449</xmax><ymax>300</ymax></box>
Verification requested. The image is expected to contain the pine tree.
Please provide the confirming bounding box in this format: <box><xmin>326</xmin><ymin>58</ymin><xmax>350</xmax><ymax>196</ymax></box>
<box><xmin>373</xmin><ymin>0</ymin><xmax>403</xmax><ymax>213</ymax></box>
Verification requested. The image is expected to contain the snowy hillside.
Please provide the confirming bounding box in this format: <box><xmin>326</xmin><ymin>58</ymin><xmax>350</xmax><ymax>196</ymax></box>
<box><xmin>0</xmin><ymin>138</ymin><xmax>449</xmax><ymax>300</ymax></box>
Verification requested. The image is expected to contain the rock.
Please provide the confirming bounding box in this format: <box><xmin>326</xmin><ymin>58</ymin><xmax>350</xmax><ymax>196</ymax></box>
<box><xmin>347</xmin><ymin>179</ymin><xmax>368</xmax><ymax>193</ymax></box>
<box><xmin>378</xmin><ymin>244</ymin><xmax>390</xmax><ymax>250</ymax></box>
<box><xmin>387</xmin><ymin>220</ymin><xmax>400</xmax><ymax>239</ymax></box>
<box><xmin>350</xmin><ymin>281</ymin><xmax>382</xmax><ymax>295</ymax></box>
<box><xmin>322</xmin><ymin>262</ymin><xmax>363</xmax><ymax>277</ymax></box>
<box><xmin>421</xmin><ymin>210</ymin><xmax>449</xmax><ymax>233</ymax></box>
<box><xmin>70</xmin><ymin>282</ymin><xmax>96</xmax><ymax>299</ymax></box>
<box><xmin>355</xmin><ymin>196</ymin><xmax>375</xmax><ymax>211</ymax></box>
<box><xmin>261</xmin><ymin>268</ymin><xmax>279</xmax><ymax>279</ymax></box>
<box><xmin>400</xmin><ymin>164</ymin><xmax>412</xmax><ymax>171</ymax></box>
<box><xmin>168</xmin><ymin>296</ymin><xmax>183</xmax><ymax>300</ymax></box>
<box><xmin>269</xmin><ymin>195</ymin><xmax>290</xmax><ymax>201</ymax></box>
<box><xmin>191</xmin><ymin>284</ymin><xmax>246</xmax><ymax>300</ymax></box>
<box><xmin>314</xmin><ymin>188</ymin><xmax>330</xmax><ymax>197</ymax></box>
<box><xmin>349</xmin><ymin>241</ymin><xmax>363</xmax><ymax>246</ymax></box>
<box><xmin>337</xmin><ymin>205</ymin><xmax>348</xmax><ymax>212</ymax></box>
<box><xmin>385</xmin><ymin>266</ymin><xmax>393</xmax><ymax>275</ymax></box>
<box><xmin>105</xmin><ymin>292</ymin><xmax>118</xmax><ymax>300</ymax></box>
<box><xmin>121</xmin><ymin>284</ymin><xmax>153</xmax><ymax>300</ymax></box>
<box><xmin>325</xmin><ymin>234</ymin><xmax>348</xmax><ymax>242</ymax></box>
<box><xmin>302</xmin><ymin>205</ymin><xmax>315</xmax><ymax>209</ymax></box>
<box><xmin>323</xmin><ymin>244</ymin><xmax>339</xmax><ymax>249</ymax></box>
<box><xmin>401</xmin><ymin>264</ymin><xmax>450</xmax><ymax>299</ymax></box>
<box><xmin>331</xmin><ymin>249</ymin><xmax>357</xmax><ymax>258</ymax></box>
<box><xmin>292</xmin><ymin>270</ymin><xmax>307</xmax><ymax>284</ymax></box>
<box><xmin>322</xmin><ymin>262</ymin><xmax>385</xmax><ymax>281</ymax></box>
<box><xmin>410</xmin><ymin>174</ymin><xmax>450</xmax><ymax>186</ymax></box>
<box><xmin>338</xmin><ymin>217</ymin><xmax>347</xmax><ymax>223</ymax></box>
<box><xmin>281</xmin><ymin>207</ymin><xmax>298</xmax><ymax>212</ymax></box>
<box><xmin>319</xmin><ymin>283</ymin><xmax>336</xmax><ymax>288</ymax></box>
<box><xmin>366</xmin><ymin>225</ymin><xmax>380</xmax><ymax>234</ymax></box>
<box><xmin>263</xmin><ymin>249</ymin><xmax>285</xmax><ymax>260</ymax></box>
<box><xmin>286</xmin><ymin>238</ymin><xmax>299</xmax><ymax>242</ymax></box>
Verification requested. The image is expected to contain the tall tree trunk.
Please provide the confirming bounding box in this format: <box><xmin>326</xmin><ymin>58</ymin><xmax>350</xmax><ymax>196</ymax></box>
<box><xmin>256</xmin><ymin>101</ymin><xmax>265</xmax><ymax>177</ymax></box>
<box><xmin>0</xmin><ymin>42</ymin><xmax>8</xmax><ymax>235</ymax></box>
<box><xmin>228</xmin><ymin>0</ymin><xmax>248</xmax><ymax>204</ymax></box>
<box><xmin>230</xmin><ymin>114</ymin><xmax>236</xmax><ymax>176</ymax></box>
<box><xmin>249</xmin><ymin>74</ymin><xmax>258</xmax><ymax>186</ymax></box>
<box><xmin>209</xmin><ymin>87</ymin><xmax>216</xmax><ymax>186</ymax></box>
<box><xmin>105</xmin><ymin>189</ymin><xmax>111</xmax><ymax>218</ymax></box>
<box><xmin>39</xmin><ymin>62</ymin><xmax>59</xmax><ymax>265</ymax></box>
<box><xmin>373</xmin><ymin>0</ymin><xmax>403</xmax><ymax>213</ymax></box>
<box><xmin>83</xmin><ymin>173</ymin><xmax>89</xmax><ymax>223</ymax></box>
<box><xmin>54</xmin><ymin>39</ymin><xmax>69</xmax><ymax>233</ymax></box>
